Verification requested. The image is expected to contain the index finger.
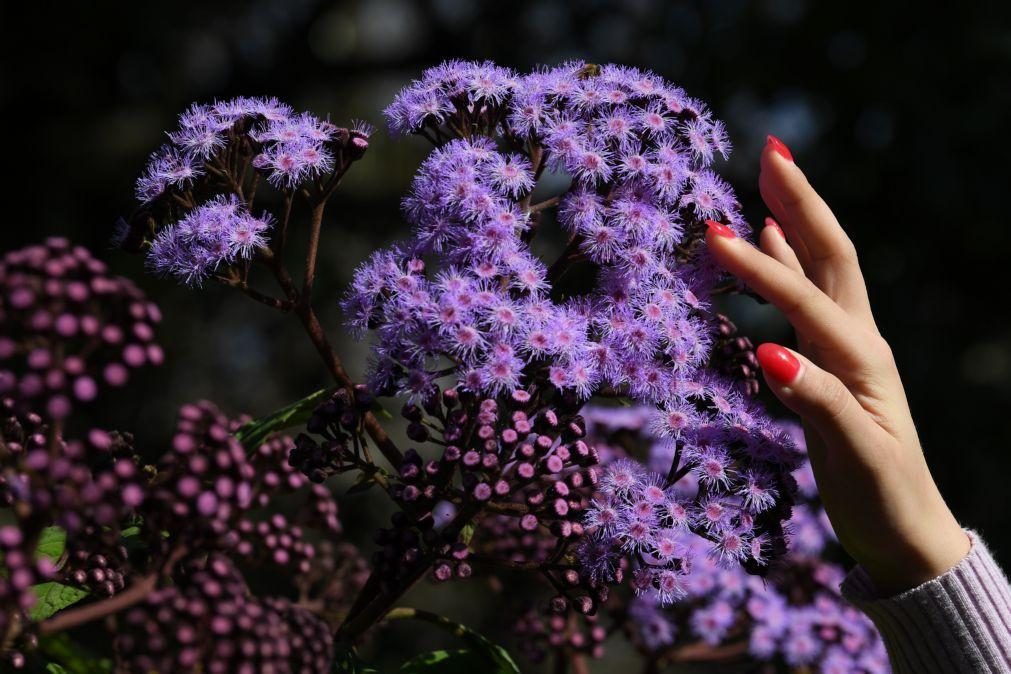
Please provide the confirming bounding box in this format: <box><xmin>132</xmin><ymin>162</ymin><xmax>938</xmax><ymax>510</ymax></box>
<box><xmin>760</xmin><ymin>140</ymin><xmax>877</xmax><ymax>328</ymax></box>
<box><xmin>705</xmin><ymin>221</ymin><xmax>876</xmax><ymax>378</ymax></box>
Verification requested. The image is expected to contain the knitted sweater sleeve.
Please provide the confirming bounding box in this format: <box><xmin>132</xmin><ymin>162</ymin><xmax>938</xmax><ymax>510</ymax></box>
<box><xmin>841</xmin><ymin>530</ymin><xmax>1011</xmax><ymax>673</ymax></box>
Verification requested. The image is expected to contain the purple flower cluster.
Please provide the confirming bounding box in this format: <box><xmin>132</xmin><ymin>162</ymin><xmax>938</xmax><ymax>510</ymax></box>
<box><xmin>0</xmin><ymin>397</ymin><xmax>144</xmax><ymax>666</ymax></box>
<box><xmin>129</xmin><ymin>96</ymin><xmax>372</xmax><ymax>287</ymax></box>
<box><xmin>147</xmin><ymin>195</ymin><xmax>273</xmax><ymax>286</ymax></box>
<box><xmin>575</xmin><ymin>401</ymin><xmax>801</xmax><ymax>605</ymax></box>
<box><xmin>140</xmin><ymin>401</ymin><xmax>342</xmax><ymax>571</ymax></box>
<box><xmin>136</xmin><ymin>96</ymin><xmax>349</xmax><ymax>201</ymax></box>
<box><xmin>346</xmin><ymin>60</ymin><xmax>745</xmax><ymax>404</ymax></box>
<box><xmin>511</xmin><ymin>604</ymin><xmax>607</xmax><ymax>663</ymax></box>
<box><xmin>339</xmin><ymin>59</ymin><xmax>803</xmax><ymax>618</ymax></box>
<box><xmin>580</xmin><ymin>408</ymin><xmax>888</xmax><ymax>672</ymax></box>
<box><xmin>0</xmin><ymin>524</ymin><xmax>56</xmax><ymax>668</ymax></box>
<box><xmin>0</xmin><ymin>238</ymin><xmax>163</xmax><ymax>419</ymax></box>
<box><xmin>115</xmin><ymin>553</ymin><xmax>332</xmax><ymax>674</ymax></box>
<box><xmin>362</xmin><ymin>386</ymin><xmax>600</xmax><ymax>591</ymax></box>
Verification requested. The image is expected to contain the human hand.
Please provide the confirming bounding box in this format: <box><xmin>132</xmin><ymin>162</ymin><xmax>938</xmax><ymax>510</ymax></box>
<box><xmin>705</xmin><ymin>136</ymin><xmax>970</xmax><ymax>595</ymax></box>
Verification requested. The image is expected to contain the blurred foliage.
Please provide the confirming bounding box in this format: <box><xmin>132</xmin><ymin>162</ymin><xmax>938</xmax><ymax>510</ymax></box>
<box><xmin>2</xmin><ymin>1</ymin><xmax>1010</xmax><ymax>670</ymax></box>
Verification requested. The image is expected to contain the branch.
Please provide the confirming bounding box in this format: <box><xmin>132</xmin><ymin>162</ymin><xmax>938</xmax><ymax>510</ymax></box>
<box><xmin>527</xmin><ymin>195</ymin><xmax>561</xmax><ymax>214</ymax></box>
<box><xmin>301</xmin><ymin>200</ymin><xmax>327</xmax><ymax>301</ymax></box>
<box><xmin>547</xmin><ymin>237</ymin><xmax>584</xmax><ymax>285</ymax></box>
<box><xmin>214</xmin><ymin>273</ymin><xmax>293</xmax><ymax>312</ymax></box>
<box><xmin>39</xmin><ymin>547</ymin><xmax>186</xmax><ymax>635</ymax></box>
<box><xmin>295</xmin><ymin>304</ymin><xmax>403</xmax><ymax>467</ymax></box>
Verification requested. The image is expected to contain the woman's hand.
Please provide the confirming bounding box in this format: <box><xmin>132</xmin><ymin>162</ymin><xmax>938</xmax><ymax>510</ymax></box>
<box><xmin>705</xmin><ymin>136</ymin><xmax>970</xmax><ymax>595</ymax></box>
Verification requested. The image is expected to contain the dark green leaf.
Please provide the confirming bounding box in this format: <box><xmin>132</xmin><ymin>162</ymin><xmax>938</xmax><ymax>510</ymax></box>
<box><xmin>400</xmin><ymin>649</ymin><xmax>518</xmax><ymax>673</ymax></box>
<box><xmin>235</xmin><ymin>387</ymin><xmax>333</xmax><ymax>449</ymax></box>
<box><xmin>333</xmin><ymin>646</ymin><xmax>379</xmax><ymax>674</ymax></box>
<box><xmin>35</xmin><ymin>526</ymin><xmax>67</xmax><ymax>562</ymax></box>
<box><xmin>385</xmin><ymin>609</ymin><xmax>520</xmax><ymax>674</ymax></box>
<box><xmin>38</xmin><ymin>633</ymin><xmax>113</xmax><ymax>673</ymax></box>
<box><xmin>31</xmin><ymin>582</ymin><xmax>89</xmax><ymax>621</ymax></box>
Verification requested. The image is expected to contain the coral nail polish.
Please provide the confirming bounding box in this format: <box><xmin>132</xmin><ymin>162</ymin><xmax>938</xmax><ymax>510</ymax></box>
<box><xmin>756</xmin><ymin>343</ymin><xmax>801</xmax><ymax>384</ymax></box>
<box><xmin>766</xmin><ymin>134</ymin><xmax>794</xmax><ymax>162</ymax></box>
<box><xmin>764</xmin><ymin>216</ymin><xmax>786</xmax><ymax>239</ymax></box>
<box><xmin>705</xmin><ymin>219</ymin><xmax>736</xmax><ymax>239</ymax></box>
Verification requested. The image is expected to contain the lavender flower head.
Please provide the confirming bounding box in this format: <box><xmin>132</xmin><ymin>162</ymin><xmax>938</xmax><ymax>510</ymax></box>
<box><xmin>348</xmin><ymin>61</ymin><xmax>743</xmax><ymax>402</ymax></box>
<box><xmin>345</xmin><ymin>60</ymin><xmax>803</xmax><ymax>597</ymax></box>
<box><xmin>583</xmin><ymin>407</ymin><xmax>889</xmax><ymax>672</ymax></box>
<box><xmin>126</xmin><ymin>96</ymin><xmax>372</xmax><ymax>286</ymax></box>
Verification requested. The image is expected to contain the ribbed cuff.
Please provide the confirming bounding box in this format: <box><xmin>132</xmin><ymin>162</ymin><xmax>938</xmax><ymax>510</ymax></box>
<box><xmin>841</xmin><ymin>530</ymin><xmax>1011</xmax><ymax>673</ymax></box>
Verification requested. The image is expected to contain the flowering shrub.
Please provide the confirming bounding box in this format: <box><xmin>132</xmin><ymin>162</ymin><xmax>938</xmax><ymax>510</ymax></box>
<box><xmin>0</xmin><ymin>63</ymin><xmax>887</xmax><ymax>673</ymax></box>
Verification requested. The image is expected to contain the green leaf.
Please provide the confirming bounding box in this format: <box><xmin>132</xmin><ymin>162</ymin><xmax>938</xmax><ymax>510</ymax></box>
<box><xmin>119</xmin><ymin>526</ymin><xmax>140</xmax><ymax>538</ymax></box>
<box><xmin>333</xmin><ymin>646</ymin><xmax>379</xmax><ymax>674</ymax></box>
<box><xmin>459</xmin><ymin>523</ymin><xmax>476</xmax><ymax>546</ymax></box>
<box><xmin>38</xmin><ymin>633</ymin><xmax>113</xmax><ymax>673</ymax></box>
<box><xmin>35</xmin><ymin>526</ymin><xmax>67</xmax><ymax>562</ymax></box>
<box><xmin>31</xmin><ymin>582</ymin><xmax>89</xmax><ymax>621</ymax></box>
<box><xmin>400</xmin><ymin>649</ymin><xmax>518</xmax><ymax>673</ymax></box>
<box><xmin>385</xmin><ymin>609</ymin><xmax>520</xmax><ymax>674</ymax></box>
<box><xmin>235</xmin><ymin>387</ymin><xmax>334</xmax><ymax>449</ymax></box>
<box><xmin>346</xmin><ymin>469</ymin><xmax>380</xmax><ymax>495</ymax></box>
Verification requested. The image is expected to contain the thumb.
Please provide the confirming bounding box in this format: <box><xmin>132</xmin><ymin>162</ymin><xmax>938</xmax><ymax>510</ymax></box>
<box><xmin>755</xmin><ymin>343</ymin><xmax>878</xmax><ymax>451</ymax></box>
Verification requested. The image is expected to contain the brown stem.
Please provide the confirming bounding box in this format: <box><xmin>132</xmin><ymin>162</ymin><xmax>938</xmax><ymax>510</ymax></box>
<box><xmin>294</xmin><ymin>304</ymin><xmax>403</xmax><ymax>467</ymax></box>
<box><xmin>664</xmin><ymin>638</ymin><xmax>749</xmax><ymax>663</ymax></box>
<box><xmin>40</xmin><ymin>547</ymin><xmax>186</xmax><ymax>635</ymax></box>
<box><xmin>527</xmin><ymin>195</ymin><xmax>561</xmax><ymax>214</ymax></box>
<box><xmin>483</xmin><ymin>501</ymin><xmax>530</xmax><ymax>516</ymax></box>
<box><xmin>214</xmin><ymin>273</ymin><xmax>293</xmax><ymax>312</ymax></box>
<box><xmin>301</xmin><ymin>199</ymin><xmax>327</xmax><ymax>301</ymax></box>
<box><xmin>570</xmin><ymin>653</ymin><xmax>590</xmax><ymax>674</ymax></box>
<box><xmin>40</xmin><ymin>575</ymin><xmax>157</xmax><ymax>635</ymax></box>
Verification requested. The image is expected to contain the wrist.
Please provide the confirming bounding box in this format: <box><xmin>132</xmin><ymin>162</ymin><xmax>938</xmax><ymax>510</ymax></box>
<box><xmin>858</xmin><ymin>510</ymin><xmax>969</xmax><ymax>596</ymax></box>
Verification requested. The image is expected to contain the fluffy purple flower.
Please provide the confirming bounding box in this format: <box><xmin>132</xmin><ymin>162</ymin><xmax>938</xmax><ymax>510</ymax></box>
<box><xmin>126</xmin><ymin>96</ymin><xmax>371</xmax><ymax>289</ymax></box>
<box><xmin>147</xmin><ymin>195</ymin><xmax>273</xmax><ymax>286</ymax></box>
<box><xmin>599</xmin><ymin>411</ymin><xmax>890</xmax><ymax>672</ymax></box>
<box><xmin>351</xmin><ymin>61</ymin><xmax>750</xmax><ymax>408</ymax></box>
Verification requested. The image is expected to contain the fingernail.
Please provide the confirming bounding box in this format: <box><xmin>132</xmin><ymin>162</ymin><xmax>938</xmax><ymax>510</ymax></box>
<box><xmin>764</xmin><ymin>216</ymin><xmax>786</xmax><ymax>239</ymax></box>
<box><xmin>705</xmin><ymin>219</ymin><xmax>736</xmax><ymax>239</ymax></box>
<box><xmin>756</xmin><ymin>343</ymin><xmax>801</xmax><ymax>384</ymax></box>
<box><xmin>766</xmin><ymin>135</ymin><xmax>794</xmax><ymax>162</ymax></box>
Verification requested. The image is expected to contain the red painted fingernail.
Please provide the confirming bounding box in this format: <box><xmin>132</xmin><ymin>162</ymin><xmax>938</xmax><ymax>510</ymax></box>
<box><xmin>756</xmin><ymin>343</ymin><xmax>801</xmax><ymax>384</ymax></box>
<box><xmin>705</xmin><ymin>219</ymin><xmax>736</xmax><ymax>239</ymax></box>
<box><xmin>764</xmin><ymin>216</ymin><xmax>786</xmax><ymax>239</ymax></box>
<box><xmin>766</xmin><ymin>134</ymin><xmax>794</xmax><ymax>162</ymax></box>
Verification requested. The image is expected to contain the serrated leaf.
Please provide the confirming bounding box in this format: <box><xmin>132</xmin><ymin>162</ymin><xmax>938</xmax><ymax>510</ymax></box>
<box><xmin>119</xmin><ymin>526</ymin><xmax>140</xmax><ymax>538</ymax></box>
<box><xmin>31</xmin><ymin>582</ymin><xmax>89</xmax><ymax>621</ymax></box>
<box><xmin>459</xmin><ymin>523</ymin><xmax>476</xmax><ymax>546</ymax></box>
<box><xmin>35</xmin><ymin>526</ymin><xmax>67</xmax><ymax>562</ymax></box>
<box><xmin>46</xmin><ymin>664</ymin><xmax>69</xmax><ymax>674</ymax></box>
<box><xmin>235</xmin><ymin>387</ymin><xmax>334</xmax><ymax>449</ymax></box>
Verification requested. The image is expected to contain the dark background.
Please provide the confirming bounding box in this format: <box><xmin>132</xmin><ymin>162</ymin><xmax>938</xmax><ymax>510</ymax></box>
<box><xmin>3</xmin><ymin>1</ymin><xmax>1010</xmax><ymax>670</ymax></box>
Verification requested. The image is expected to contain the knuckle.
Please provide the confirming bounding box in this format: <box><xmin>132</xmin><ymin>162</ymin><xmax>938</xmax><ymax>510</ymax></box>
<box><xmin>867</xmin><ymin>335</ymin><xmax>896</xmax><ymax>369</ymax></box>
<box><xmin>816</xmin><ymin>377</ymin><xmax>853</xmax><ymax>424</ymax></box>
<box><xmin>782</xmin><ymin>279</ymin><xmax>821</xmax><ymax>319</ymax></box>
